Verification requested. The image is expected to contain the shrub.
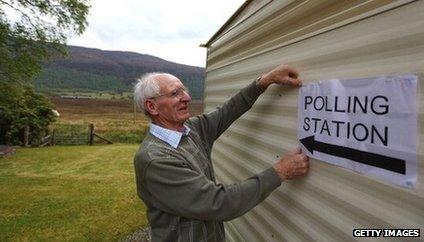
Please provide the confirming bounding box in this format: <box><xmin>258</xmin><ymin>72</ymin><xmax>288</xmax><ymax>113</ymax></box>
<box><xmin>0</xmin><ymin>82</ymin><xmax>56</xmax><ymax>145</ymax></box>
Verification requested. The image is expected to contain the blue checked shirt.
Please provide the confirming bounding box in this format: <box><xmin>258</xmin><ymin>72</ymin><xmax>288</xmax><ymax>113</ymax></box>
<box><xmin>149</xmin><ymin>123</ymin><xmax>191</xmax><ymax>148</ymax></box>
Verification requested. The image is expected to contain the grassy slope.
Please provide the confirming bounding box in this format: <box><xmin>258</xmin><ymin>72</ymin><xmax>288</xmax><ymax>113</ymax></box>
<box><xmin>0</xmin><ymin>144</ymin><xmax>147</xmax><ymax>241</ymax></box>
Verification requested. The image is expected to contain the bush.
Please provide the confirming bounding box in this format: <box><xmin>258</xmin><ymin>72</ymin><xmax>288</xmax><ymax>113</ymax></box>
<box><xmin>0</xmin><ymin>82</ymin><xmax>57</xmax><ymax>145</ymax></box>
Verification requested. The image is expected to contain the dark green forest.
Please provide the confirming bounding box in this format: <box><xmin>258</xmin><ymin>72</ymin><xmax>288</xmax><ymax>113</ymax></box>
<box><xmin>35</xmin><ymin>67</ymin><xmax>127</xmax><ymax>92</ymax></box>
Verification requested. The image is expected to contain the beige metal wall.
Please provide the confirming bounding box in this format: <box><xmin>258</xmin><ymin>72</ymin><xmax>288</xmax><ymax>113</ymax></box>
<box><xmin>204</xmin><ymin>0</ymin><xmax>424</xmax><ymax>241</ymax></box>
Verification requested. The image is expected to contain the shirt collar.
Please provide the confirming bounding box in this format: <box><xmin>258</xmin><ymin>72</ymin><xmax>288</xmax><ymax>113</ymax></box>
<box><xmin>149</xmin><ymin>123</ymin><xmax>190</xmax><ymax>148</ymax></box>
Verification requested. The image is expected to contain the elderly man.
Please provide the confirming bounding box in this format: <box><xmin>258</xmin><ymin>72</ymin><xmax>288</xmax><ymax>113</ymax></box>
<box><xmin>133</xmin><ymin>64</ymin><xmax>309</xmax><ymax>242</ymax></box>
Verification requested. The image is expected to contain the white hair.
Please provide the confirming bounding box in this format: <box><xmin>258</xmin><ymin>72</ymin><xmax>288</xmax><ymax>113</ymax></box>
<box><xmin>133</xmin><ymin>72</ymin><xmax>163</xmax><ymax>115</ymax></box>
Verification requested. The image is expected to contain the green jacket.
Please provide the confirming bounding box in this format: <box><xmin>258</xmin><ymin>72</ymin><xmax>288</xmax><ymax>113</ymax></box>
<box><xmin>134</xmin><ymin>80</ymin><xmax>282</xmax><ymax>241</ymax></box>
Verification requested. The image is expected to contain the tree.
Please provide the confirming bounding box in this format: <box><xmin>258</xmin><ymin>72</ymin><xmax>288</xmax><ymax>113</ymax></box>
<box><xmin>0</xmin><ymin>0</ymin><xmax>90</xmax><ymax>82</ymax></box>
<box><xmin>0</xmin><ymin>0</ymin><xmax>90</xmax><ymax>145</ymax></box>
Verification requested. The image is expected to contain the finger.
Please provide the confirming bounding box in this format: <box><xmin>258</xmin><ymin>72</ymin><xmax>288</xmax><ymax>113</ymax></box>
<box><xmin>276</xmin><ymin>64</ymin><xmax>289</xmax><ymax>72</ymax></box>
<box><xmin>300</xmin><ymin>153</ymin><xmax>308</xmax><ymax>161</ymax></box>
<box><xmin>290</xmin><ymin>78</ymin><xmax>302</xmax><ymax>86</ymax></box>
<box><xmin>287</xmin><ymin>68</ymin><xmax>299</xmax><ymax>79</ymax></box>
<box><xmin>283</xmin><ymin>76</ymin><xmax>301</xmax><ymax>86</ymax></box>
<box><xmin>281</xmin><ymin>76</ymin><xmax>290</xmax><ymax>84</ymax></box>
<box><xmin>295</xmin><ymin>78</ymin><xmax>303</xmax><ymax>86</ymax></box>
<box><xmin>300</xmin><ymin>160</ymin><xmax>309</xmax><ymax>169</ymax></box>
<box><xmin>288</xmin><ymin>147</ymin><xmax>301</xmax><ymax>155</ymax></box>
<box><xmin>295</xmin><ymin>153</ymin><xmax>307</xmax><ymax>161</ymax></box>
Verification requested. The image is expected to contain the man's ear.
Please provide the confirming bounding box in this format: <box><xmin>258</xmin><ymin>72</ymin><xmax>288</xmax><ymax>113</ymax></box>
<box><xmin>145</xmin><ymin>99</ymin><xmax>159</xmax><ymax>116</ymax></box>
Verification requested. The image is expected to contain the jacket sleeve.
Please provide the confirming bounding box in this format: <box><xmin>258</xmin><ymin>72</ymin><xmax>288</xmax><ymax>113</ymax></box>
<box><xmin>188</xmin><ymin>80</ymin><xmax>266</xmax><ymax>151</ymax></box>
<box><xmin>142</xmin><ymin>156</ymin><xmax>281</xmax><ymax>221</ymax></box>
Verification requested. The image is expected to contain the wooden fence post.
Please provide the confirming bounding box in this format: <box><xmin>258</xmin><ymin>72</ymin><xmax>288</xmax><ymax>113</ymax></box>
<box><xmin>88</xmin><ymin>123</ymin><xmax>94</xmax><ymax>145</ymax></box>
<box><xmin>133</xmin><ymin>101</ymin><xmax>137</xmax><ymax>124</ymax></box>
<box><xmin>51</xmin><ymin>130</ymin><xmax>55</xmax><ymax>145</ymax></box>
<box><xmin>24</xmin><ymin>125</ymin><xmax>30</xmax><ymax>147</ymax></box>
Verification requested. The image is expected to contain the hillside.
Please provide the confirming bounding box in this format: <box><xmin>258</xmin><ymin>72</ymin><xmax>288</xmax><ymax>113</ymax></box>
<box><xmin>34</xmin><ymin>45</ymin><xmax>205</xmax><ymax>99</ymax></box>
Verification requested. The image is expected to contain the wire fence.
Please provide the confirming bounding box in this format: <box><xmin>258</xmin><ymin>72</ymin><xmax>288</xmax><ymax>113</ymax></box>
<box><xmin>43</xmin><ymin>123</ymin><xmax>112</xmax><ymax>145</ymax></box>
<box><xmin>50</xmin><ymin>123</ymin><xmax>88</xmax><ymax>145</ymax></box>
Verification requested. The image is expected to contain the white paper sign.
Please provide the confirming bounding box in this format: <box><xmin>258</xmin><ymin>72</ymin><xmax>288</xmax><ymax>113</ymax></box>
<box><xmin>298</xmin><ymin>75</ymin><xmax>417</xmax><ymax>188</ymax></box>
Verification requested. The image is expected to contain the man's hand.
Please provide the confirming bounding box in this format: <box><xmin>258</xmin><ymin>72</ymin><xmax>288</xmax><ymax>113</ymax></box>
<box><xmin>273</xmin><ymin>147</ymin><xmax>309</xmax><ymax>181</ymax></box>
<box><xmin>258</xmin><ymin>64</ymin><xmax>301</xmax><ymax>88</ymax></box>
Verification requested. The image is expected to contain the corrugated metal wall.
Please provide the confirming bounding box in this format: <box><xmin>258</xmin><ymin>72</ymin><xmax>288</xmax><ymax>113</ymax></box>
<box><xmin>203</xmin><ymin>0</ymin><xmax>424</xmax><ymax>241</ymax></box>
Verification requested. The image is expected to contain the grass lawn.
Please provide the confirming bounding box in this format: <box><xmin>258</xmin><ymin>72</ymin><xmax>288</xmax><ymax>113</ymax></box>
<box><xmin>0</xmin><ymin>144</ymin><xmax>147</xmax><ymax>241</ymax></box>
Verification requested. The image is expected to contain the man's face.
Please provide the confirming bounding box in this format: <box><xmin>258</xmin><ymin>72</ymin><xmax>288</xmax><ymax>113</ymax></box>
<box><xmin>148</xmin><ymin>74</ymin><xmax>191</xmax><ymax>129</ymax></box>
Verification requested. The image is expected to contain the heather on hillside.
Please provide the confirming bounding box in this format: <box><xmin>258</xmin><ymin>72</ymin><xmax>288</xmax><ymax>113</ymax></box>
<box><xmin>34</xmin><ymin>45</ymin><xmax>206</xmax><ymax>99</ymax></box>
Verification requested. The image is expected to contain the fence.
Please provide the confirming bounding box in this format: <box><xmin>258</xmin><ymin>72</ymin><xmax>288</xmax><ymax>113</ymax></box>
<box><xmin>45</xmin><ymin>123</ymin><xmax>112</xmax><ymax>146</ymax></box>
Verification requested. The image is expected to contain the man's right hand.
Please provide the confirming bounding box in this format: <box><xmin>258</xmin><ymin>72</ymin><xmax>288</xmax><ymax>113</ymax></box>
<box><xmin>273</xmin><ymin>147</ymin><xmax>309</xmax><ymax>181</ymax></box>
<box><xmin>258</xmin><ymin>64</ymin><xmax>302</xmax><ymax>88</ymax></box>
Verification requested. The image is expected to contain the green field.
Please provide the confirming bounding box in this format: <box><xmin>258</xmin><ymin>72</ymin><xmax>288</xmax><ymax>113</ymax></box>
<box><xmin>0</xmin><ymin>144</ymin><xmax>147</xmax><ymax>241</ymax></box>
<box><xmin>49</xmin><ymin>97</ymin><xmax>202</xmax><ymax>145</ymax></box>
<box><xmin>50</xmin><ymin>97</ymin><xmax>149</xmax><ymax>144</ymax></box>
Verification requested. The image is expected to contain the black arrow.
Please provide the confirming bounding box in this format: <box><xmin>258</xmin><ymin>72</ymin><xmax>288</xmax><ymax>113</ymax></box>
<box><xmin>300</xmin><ymin>135</ymin><xmax>406</xmax><ymax>175</ymax></box>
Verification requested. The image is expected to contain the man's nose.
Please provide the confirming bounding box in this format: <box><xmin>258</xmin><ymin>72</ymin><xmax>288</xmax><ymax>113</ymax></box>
<box><xmin>181</xmin><ymin>91</ymin><xmax>191</xmax><ymax>102</ymax></box>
